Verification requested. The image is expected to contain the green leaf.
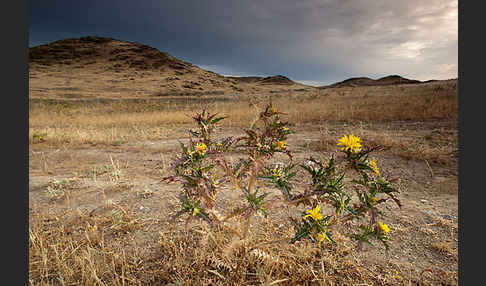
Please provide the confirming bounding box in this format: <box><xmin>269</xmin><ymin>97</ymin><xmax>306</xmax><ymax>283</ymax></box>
<box><xmin>181</xmin><ymin>175</ymin><xmax>196</xmax><ymax>186</ymax></box>
<box><xmin>257</xmin><ymin>192</ymin><xmax>269</xmax><ymax>201</ymax></box>
<box><xmin>287</xmin><ymin>172</ymin><xmax>297</xmax><ymax>179</ymax></box>
<box><xmin>299</xmin><ymin>164</ymin><xmax>313</xmax><ymax>174</ymax></box>
<box><xmin>179</xmin><ymin>142</ymin><xmax>188</xmax><ymax>154</ymax></box>
<box><xmin>361</xmin><ymin>236</ymin><xmax>374</xmax><ymax>246</ymax></box>
<box><xmin>258</xmin><ymin>175</ymin><xmax>274</xmax><ymax>180</ymax></box>
<box><xmin>211</xmin><ymin>116</ymin><xmax>227</xmax><ymax>124</ymax></box>
<box><xmin>291</xmin><ymin>226</ymin><xmax>310</xmax><ymax>244</ymax></box>
<box><xmin>346</xmin><ymin>206</ymin><xmax>359</xmax><ymax>217</ymax></box>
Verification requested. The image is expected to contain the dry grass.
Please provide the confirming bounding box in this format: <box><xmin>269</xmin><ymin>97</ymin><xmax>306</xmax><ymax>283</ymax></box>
<box><xmin>29</xmin><ymin>82</ymin><xmax>457</xmax><ymax>147</ymax></box>
<box><xmin>29</xmin><ymin>207</ymin><xmax>142</xmax><ymax>285</ymax></box>
<box><xmin>29</xmin><ymin>205</ymin><xmax>457</xmax><ymax>285</ymax></box>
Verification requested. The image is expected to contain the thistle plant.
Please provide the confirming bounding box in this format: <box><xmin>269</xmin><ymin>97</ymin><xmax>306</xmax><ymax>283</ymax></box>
<box><xmin>218</xmin><ymin>105</ymin><xmax>297</xmax><ymax>223</ymax></box>
<box><xmin>164</xmin><ymin>103</ymin><xmax>401</xmax><ymax>252</ymax></box>
<box><xmin>287</xmin><ymin>134</ymin><xmax>401</xmax><ymax>250</ymax></box>
<box><xmin>165</xmin><ymin>110</ymin><xmax>229</xmax><ymax>223</ymax></box>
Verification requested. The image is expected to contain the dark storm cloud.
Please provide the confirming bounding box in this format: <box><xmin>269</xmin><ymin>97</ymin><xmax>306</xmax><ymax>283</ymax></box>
<box><xmin>30</xmin><ymin>0</ymin><xmax>457</xmax><ymax>85</ymax></box>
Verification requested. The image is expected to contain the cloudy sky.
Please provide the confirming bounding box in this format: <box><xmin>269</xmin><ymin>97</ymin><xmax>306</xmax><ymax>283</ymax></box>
<box><xmin>29</xmin><ymin>0</ymin><xmax>458</xmax><ymax>86</ymax></box>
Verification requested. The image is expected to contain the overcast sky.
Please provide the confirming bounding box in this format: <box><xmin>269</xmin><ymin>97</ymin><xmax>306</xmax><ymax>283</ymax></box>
<box><xmin>29</xmin><ymin>0</ymin><xmax>458</xmax><ymax>86</ymax></box>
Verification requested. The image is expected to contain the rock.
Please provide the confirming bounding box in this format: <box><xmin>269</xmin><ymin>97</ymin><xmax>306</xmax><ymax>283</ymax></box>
<box><xmin>440</xmin><ymin>214</ymin><xmax>456</xmax><ymax>220</ymax></box>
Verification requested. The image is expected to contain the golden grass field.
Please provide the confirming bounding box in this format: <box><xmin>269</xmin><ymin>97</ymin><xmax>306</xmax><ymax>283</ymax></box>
<box><xmin>29</xmin><ymin>78</ymin><xmax>458</xmax><ymax>285</ymax></box>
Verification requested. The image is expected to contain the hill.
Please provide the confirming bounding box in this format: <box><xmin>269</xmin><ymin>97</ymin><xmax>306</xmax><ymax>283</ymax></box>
<box><xmin>320</xmin><ymin>75</ymin><xmax>422</xmax><ymax>89</ymax></box>
<box><xmin>29</xmin><ymin>36</ymin><xmax>306</xmax><ymax>99</ymax></box>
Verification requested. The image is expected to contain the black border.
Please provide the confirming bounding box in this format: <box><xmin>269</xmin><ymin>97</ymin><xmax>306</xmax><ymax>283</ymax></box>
<box><xmin>4</xmin><ymin>0</ymin><xmax>28</xmax><ymax>284</ymax></box>
<box><xmin>457</xmin><ymin>0</ymin><xmax>466</xmax><ymax>284</ymax></box>
<box><xmin>457</xmin><ymin>0</ymin><xmax>462</xmax><ymax>281</ymax></box>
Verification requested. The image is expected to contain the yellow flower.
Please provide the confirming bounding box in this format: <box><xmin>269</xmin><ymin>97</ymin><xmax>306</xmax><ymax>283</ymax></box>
<box><xmin>317</xmin><ymin>232</ymin><xmax>332</xmax><ymax>248</ymax></box>
<box><xmin>337</xmin><ymin>134</ymin><xmax>362</xmax><ymax>153</ymax></box>
<box><xmin>336</xmin><ymin>200</ymin><xmax>345</xmax><ymax>215</ymax></box>
<box><xmin>369</xmin><ymin>158</ymin><xmax>379</xmax><ymax>175</ymax></box>
<box><xmin>304</xmin><ymin>205</ymin><xmax>323</xmax><ymax>221</ymax></box>
<box><xmin>195</xmin><ymin>142</ymin><xmax>207</xmax><ymax>154</ymax></box>
<box><xmin>273</xmin><ymin>167</ymin><xmax>284</xmax><ymax>180</ymax></box>
<box><xmin>370</xmin><ymin>196</ymin><xmax>378</xmax><ymax>206</ymax></box>
<box><xmin>193</xmin><ymin>207</ymin><xmax>200</xmax><ymax>216</ymax></box>
<box><xmin>395</xmin><ymin>271</ymin><xmax>401</xmax><ymax>280</ymax></box>
<box><xmin>277</xmin><ymin>140</ymin><xmax>287</xmax><ymax>150</ymax></box>
<box><xmin>378</xmin><ymin>221</ymin><xmax>390</xmax><ymax>233</ymax></box>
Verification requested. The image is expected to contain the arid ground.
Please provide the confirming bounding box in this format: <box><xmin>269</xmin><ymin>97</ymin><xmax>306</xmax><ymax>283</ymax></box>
<box><xmin>29</xmin><ymin>36</ymin><xmax>458</xmax><ymax>285</ymax></box>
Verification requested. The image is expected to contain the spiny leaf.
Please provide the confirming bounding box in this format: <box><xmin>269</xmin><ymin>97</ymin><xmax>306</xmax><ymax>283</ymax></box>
<box><xmin>211</xmin><ymin>116</ymin><xmax>227</xmax><ymax>124</ymax></box>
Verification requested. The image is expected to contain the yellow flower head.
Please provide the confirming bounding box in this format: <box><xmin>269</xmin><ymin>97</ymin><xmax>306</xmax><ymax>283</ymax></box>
<box><xmin>195</xmin><ymin>142</ymin><xmax>207</xmax><ymax>154</ymax></box>
<box><xmin>369</xmin><ymin>158</ymin><xmax>379</xmax><ymax>175</ymax></box>
<box><xmin>378</xmin><ymin>221</ymin><xmax>390</xmax><ymax>233</ymax></box>
<box><xmin>336</xmin><ymin>199</ymin><xmax>346</xmax><ymax>215</ymax></box>
<box><xmin>193</xmin><ymin>207</ymin><xmax>200</xmax><ymax>216</ymax></box>
<box><xmin>370</xmin><ymin>196</ymin><xmax>378</xmax><ymax>206</ymax></box>
<box><xmin>337</xmin><ymin>134</ymin><xmax>362</xmax><ymax>153</ymax></box>
<box><xmin>277</xmin><ymin>140</ymin><xmax>287</xmax><ymax>150</ymax></box>
<box><xmin>273</xmin><ymin>167</ymin><xmax>284</xmax><ymax>179</ymax></box>
<box><xmin>304</xmin><ymin>205</ymin><xmax>323</xmax><ymax>221</ymax></box>
<box><xmin>317</xmin><ymin>232</ymin><xmax>332</xmax><ymax>248</ymax></box>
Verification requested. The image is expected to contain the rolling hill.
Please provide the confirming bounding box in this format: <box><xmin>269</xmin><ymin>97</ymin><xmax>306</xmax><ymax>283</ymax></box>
<box><xmin>29</xmin><ymin>36</ymin><xmax>446</xmax><ymax>100</ymax></box>
<box><xmin>28</xmin><ymin>36</ymin><xmax>307</xmax><ymax>99</ymax></box>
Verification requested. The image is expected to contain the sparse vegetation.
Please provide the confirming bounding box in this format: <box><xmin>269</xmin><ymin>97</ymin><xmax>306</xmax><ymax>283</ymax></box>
<box><xmin>29</xmin><ymin>37</ymin><xmax>458</xmax><ymax>285</ymax></box>
<box><xmin>29</xmin><ymin>85</ymin><xmax>458</xmax><ymax>284</ymax></box>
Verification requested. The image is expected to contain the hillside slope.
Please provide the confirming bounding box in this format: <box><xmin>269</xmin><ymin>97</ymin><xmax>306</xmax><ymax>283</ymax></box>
<box><xmin>29</xmin><ymin>36</ymin><xmax>308</xmax><ymax>99</ymax></box>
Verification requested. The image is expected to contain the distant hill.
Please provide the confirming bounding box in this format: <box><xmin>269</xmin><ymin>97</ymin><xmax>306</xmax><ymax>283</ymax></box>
<box><xmin>258</xmin><ymin>75</ymin><xmax>295</xmax><ymax>85</ymax></box>
<box><xmin>29</xmin><ymin>36</ymin><xmax>195</xmax><ymax>72</ymax></box>
<box><xmin>29</xmin><ymin>36</ymin><xmax>446</xmax><ymax>100</ymax></box>
<box><xmin>29</xmin><ymin>36</ymin><xmax>305</xmax><ymax>99</ymax></box>
<box><xmin>320</xmin><ymin>75</ymin><xmax>422</xmax><ymax>89</ymax></box>
<box><xmin>225</xmin><ymin>75</ymin><xmax>297</xmax><ymax>85</ymax></box>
